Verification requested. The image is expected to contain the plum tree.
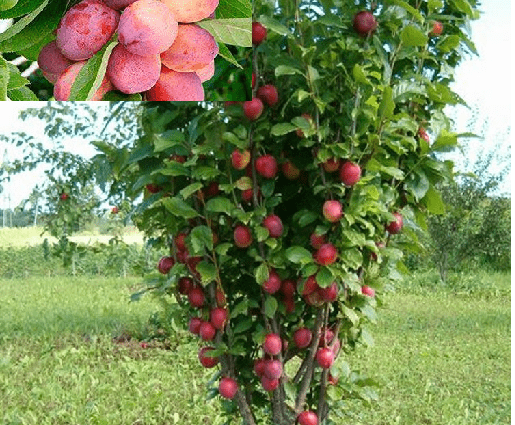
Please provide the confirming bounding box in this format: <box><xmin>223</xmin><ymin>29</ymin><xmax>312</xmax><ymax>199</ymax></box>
<box><xmin>55</xmin><ymin>0</ymin><xmax>120</xmax><ymax>61</ymax></box>
<box><xmin>117</xmin><ymin>0</ymin><xmax>178</xmax><ymax>56</ymax></box>
<box><xmin>146</xmin><ymin>67</ymin><xmax>204</xmax><ymax>101</ymax></box>
<box><xmin>161</xmin><ymin>24</ymin><xmax>219</xmax><ymax>72</ymax></box>
<box><xmin>106</xmin><ymin>44</ymin><xmax>161</xmax><ymax>94</ymax></box>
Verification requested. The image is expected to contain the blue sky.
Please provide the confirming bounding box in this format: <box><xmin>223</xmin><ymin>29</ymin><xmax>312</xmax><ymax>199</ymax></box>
<box><xmin>0</xmin><ymin>0</ymin><xmax>512</xmax><ymax>209</ymax></box>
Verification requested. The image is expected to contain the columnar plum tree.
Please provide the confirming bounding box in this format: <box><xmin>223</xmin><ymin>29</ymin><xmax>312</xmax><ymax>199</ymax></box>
<box><xmin>25</xmin><ymin>0</ymin><xmax>477</xmax><ymax>422</ymax></box>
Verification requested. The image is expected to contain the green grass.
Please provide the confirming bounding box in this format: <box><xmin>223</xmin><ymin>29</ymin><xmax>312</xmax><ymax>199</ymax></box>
<box><xmin>0</xmin><ymin>271</ymin><xmax>510</xmax><ymax>424</ymax></box>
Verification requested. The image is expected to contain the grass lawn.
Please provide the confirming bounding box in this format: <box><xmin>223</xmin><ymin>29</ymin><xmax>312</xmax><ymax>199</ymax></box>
<box><xmin>0</xmin><ymin>271</ymin><xmax>510</xmax><ymax>424</ymax></box>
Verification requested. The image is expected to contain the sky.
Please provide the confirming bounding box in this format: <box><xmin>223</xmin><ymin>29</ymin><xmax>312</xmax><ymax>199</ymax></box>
<box><xmin>0</xmin><ymin>0</ymin><xmax>512</xmax><ymax>210</ymax></box>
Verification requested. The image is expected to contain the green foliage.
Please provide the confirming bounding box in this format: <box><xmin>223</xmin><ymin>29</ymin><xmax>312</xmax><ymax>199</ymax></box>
<box><xmin>0</xmin><ymin>0</ymin><xmax>251</xmax><ymax>100</ymax></box>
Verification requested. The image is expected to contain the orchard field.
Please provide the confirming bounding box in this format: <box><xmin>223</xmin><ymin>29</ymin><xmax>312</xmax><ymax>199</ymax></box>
<box><xmin>0</xmin><ymin>228</ymin><xmax>510</xmax><ymax>425</ymax></box>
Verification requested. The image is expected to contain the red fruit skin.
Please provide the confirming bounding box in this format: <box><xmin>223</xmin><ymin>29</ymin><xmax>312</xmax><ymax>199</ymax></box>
<box><xmin>361</xmin><ymin>285</ymin><xmax>376</xmax><ymax>297</ymax></box>
<box><xmin>300</xmin><ymin>275</ymin><xmax>319</xmax><ymax>296</ymax></box>
<box><xmin>318</xmin><ymin>282</ymin><xmax>339</xmax><ymax>302</ymax></box>
<box><xmin>199</xmin><ymin>321</ymin><xmax>216</xmax><ymax>341</ymax></box>
<box><xmin>328</xmin><ymin>372</ymin><xmax>339</xmax><ymax>386</ymax></box>
<box><xmin>219</xmin><ymin>377</ymin><xmax>238</xmax><ymax>399</ymax></box>
<box><xmin>281</xmin><ymin>161</ymin><xmax>301</xmax><ymax>180</ymax></box>
<box><xmin>188</xmin><ymin>317</ymin><xmax>203</xmax><ymax>335</ymax></box>
<box><xmin>257</xmin><ymin>84</ymin><xmax>279</xmax><ymax>106</ymax></box>
<box><xmin>174</xmin><ymin>232</ymin><xmax>187</xmax><ymax>251</ymax></box>
<box><xmin>353</xmin><ymin>10</ymin><xmax>377</xmax><ymax>37</ymax></box>
<box><xmin>254</xmin><ymin>358</ymin><xmax>267</xmax><ymax>377</ymax></box>
<box><xmin>418</xmin><ymin>127</ymin><xmax>430</xmax><ymax>143</ymax></box>
<box><xmin>298</xmin><ymin>410</ymin><xmax>319</xmax><ymax>425</ymax></box>
<box><xmin>315</xmin><ymin>243</ymin><xmax>338</xmax><ymax>266</ymax></box>
<box><xmin>323</xmin><ymin>200</ymin><xmax>343</xmax><ymax>222</ymax></box>
<box><xmin>284</xmin><ymin>297</ymin><xmax>295</xmax><ymax>314</ymax></box>
<box><xmin>231</xmin><ymin>149</ymin><xmax>251</xmax><ymax>170</ymax></box>
<box><xmin>256</xmin><ymin>155</ymin><xmax>278</xmax><ymax>179</ymax></box>
<box><xmin>310</xmin><ymin>233</ymin><xmax>326</xmax><ymax>249</ymax></box>
<box><xmin>293</xmin><ymin>327</ymin><xmax>313</xmax><ymax>349</ymax></box>
<box><xmin>241</xmin><ymin>188</ymin><xmax>254</xmax><ymax>203</ymax></box>
<box><xmin>263</xmin><ymin>215</ymin><xmax>283</xmax><ymax>238</ymax></box>
<box><xmin>157</xmin><ymin>256</ymin><xmax>175</xmax><ymax>274</ymax></box>
<box><xmin>252</xmin><ymin>72</ymin><xmax>256</xmax><ymax>88</ymax></box>
<box><xmin>261</xmin><ymin>375</ymin><xmax>279</xmax><ymax>391</ymax></box>
<box><xmin>177</xmin><ymin>277</ymin><xmax>193</xmax><ymax>295</ymax></box>
<box><xmin>262</xmin><ymin>269</ymin><xmax>282</xmax><ymax>294</ymax></box>
<box><xmin>263</xmin><ymin>333</ymin><xmax>282</xmax><ymax>356</ymax></box>
<box><xmin>210</xmin><ymin>307</ymin><xmax>228</xmax><ymax>330</ymax></box>
<box><xmin>243</xmin><ymin>98</ymin><xmax>264</xmax><ymax>121</ymax></box>
<box><xmin>146</xmin><ymin>184</ymin><xmax>162</xmax><ymax>194</ymax></box>
<box><xmin>216</xmin><ymin>289</ymin><xmax>227</xmax><ymax>307</ymax></box>
<box><xmin>316</xmin><ymin>347</ymin><xmax>335</xmax><ymax>369</ymax></box>
<box><xmin>188</xmin><ymin>287</ymin><xmax>205</xmax><ymax>308</ymax></box>
<box><xmin>234</xmin><ymin>225</ymin><xmax>253</xmax><ymax>248</ymax></box>
<box><xmin>430</xmin><ymin>21</ymin><xmax>443</xmax><ymax>36</ymax></box>
<box><xmin>339</xmin><ymin>161</ymin><xmax>362</xmax><ymax>186</ymax></box>
<box><xmin>386</xmin><ymin>212</ymin><xmax>403</xmax><ymax>234</ymax></box>
<box><xmin>280</xmin><ymin>279</ymin><xmax>296</xmax><ymax>298</ymax></box>
<box><xmin>198</xmin><ymin>346</ymin><xmax>219</xmax><ymax>368</ymax></box>
<box><xmin>319</xmin><ymin>327</ymin><xmax>335</xmax><ymax>347</ymax></box>
<box><xmin>264</xmin><ymin>359</ymin><xmax>283</xmax><ymax>379</ymax></box>
<box><xmin>322</xmin><ymin>158</ymin><xmax>340</xmax><ymax>173</ymax></box>
<box><xmin>252</xmin><ymin>22</ymin><xmax>267</xmax><ymax>45</ymax></box>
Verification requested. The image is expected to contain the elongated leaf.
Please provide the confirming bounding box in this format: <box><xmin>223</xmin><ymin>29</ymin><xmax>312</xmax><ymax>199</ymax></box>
<box><xmin>285</xmin><ymin>246</ymin><xmax>313</xmax><ymax>264</ymax></box>
<box><xmin>215</xmin><ymin>0</ymin><xmax>251</xmax><ymax>18</ymax></box>
<box><xmin>205</xmin><ymin>197</ymin><xmax>234</xmax><ymax>215</ymax></box>
<box><xmin>217</xmin><ymin>42</ymin><xmax>242</xmax><ymax>68</ymax></box>
<box><xmin>6</xmin><ymin>63</ymin><xmax>28</xmax><ymax>90</ymax></box>
<box><xmin>0</xmin><ymin>55</ymin><xmax>9</xmax><ymax>100</ymax></box>
<box><xmin>0</xmin><ymin>0</ymin><xmax>45</xmax><ymax>19</ymax></box>
<box><xmin>255</xmin><ymin>263</ymin><xmax>269</xmax><ymax>285</ymax></box>
<box><xmin>162</xmin><ymin>197</ymin><xmax>198</xmax><ymax>219</ymax></box>
<box><xmin>258</xmin><ymin>15</ymin><xmax>292</xmax><ymax>36</ymax></box>
<box><xmin>400</xmin><ymin>25</ymin><xmax>428</xmax><ymax>47</ymax></box>
<box><xmin>275</xmin><ymin>65</ymin><xmax>304</xmax><ymax>77</ymax></box>
<box><xmin>0</xmin><ymin>0</ymin><xmax>62</xmax><ymax>52</ymax></box>
<box><xmin>264</xmin><ymin>296</ymin><xmax>278</xmax><ymax>318</ymax></box>
<box><xmin>197</xmin><ymin>18</ymin><xmax>251</xmax><ymax>47</ymax></box>
<box><xmin>393</xmin><ymin>0</ymin><xmax>423</xmax><ymax>23</ymax></box>
<box><xmin>190</xmin><ymin>225</ymin><xmax>214</xmax><ymax>253</ymax></box>
<box><xmin>422</xmin><ymin>186</ymin><xmax>445</xmax><ymax>214</ymax></box>
<box><xmin>271</xmin><ymin>123</ymin><xmax>297</xmax><ymax>136</ymax></box>
<box><xmin>378</xmin><ymin>86</ymin><xmax>394</xmax><ymax>119</ymax></box>
<box><xmin>153</xmin><ymin>130</ymin><xmax>185</xmax><ymax>152</ymax></box>
<box><xmin>8</xmin><ymin>85</ymin><xmax>38</xmax><ymax>100</ymax></box>
<box><xmin>69</xmin><ymin>40</ymin><xmax>117</xmax><ymax>101</ymax></box>
<box><xmin>196</xmin><ymin>261</ymin><xmax>217</xmax><ymax>285</ymax></box>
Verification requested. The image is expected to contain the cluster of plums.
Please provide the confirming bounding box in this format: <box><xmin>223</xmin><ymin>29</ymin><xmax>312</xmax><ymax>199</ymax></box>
<box><xmin>37</xmin><ymin>0</ymin><xmax>219</xmax><ymax>100</ymax></box>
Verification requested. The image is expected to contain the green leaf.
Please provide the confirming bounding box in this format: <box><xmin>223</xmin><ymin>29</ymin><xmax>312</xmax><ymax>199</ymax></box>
<box><xmin>197</xmin><ymin>18</ymin><xmax>251</xmax><ymax>47</ymax></box>
<box><xmin>153</xmin><ymin>162</ymin><xmax>189</xmax><ymax>177</ymax></box>
<box><xmin>162</xmin><ymin>197</ymin><xmax>198</xmax><ymax>219</ymax></box>
<box><xmin>422</xmin><ymin>186</ymin><xmax>445</xmax><ymax>214</ymax></box>
<box><xmin>205</xmin><ymin>197</ymin><xmax>234</xmax><ymax>215</ymax></box>
<box><xmin>0</xmin><ymin>55</ymin><xmax>9</xmax><ymax>101</ymax></box>
<box><xmin>215</xmin><ymin>0</ymin><xmax>251</xmax><ymax>18</ymax></box>
<box><xmin>400</xmin><ymin>25</ymin><xmax>428</xmax><ymax>47</ymax></box>
<box><xmin>275</xmin><ymin>65</ymin><xmax>304</xmax><ymax>77</ymax></box>
<box><xmin>102</xmin><ymin>91</ymin><xmax>142</xmax><ymax>101</ymax></box>
<box><xmin>69</xmin><ymin>40</ymin><xmax>117</xmax><ymax>101</ymax></box>
<box><xmin>392</xmin><ymin>0</ymin><xmax>423</xmax><ymax>23</ymax></box>
<box><xmin>285</xmin><ymin>246</ymin><xmax>313</xmax><ymax>264</ymax></box>
<box><xmin>353</xmin><ymin>64</ymin><xmax>372</xmax><ymax>85</ymax></box>
<box><xmin>8</xmin><ymin>85</ymin><xmax>38</xmax><ymax>100</ymax></box>
<box><xmin>256</xmin><ymin>226</ymin><xmax>269</xmax><ymax>242</ymax></box>
<box><xmin>264</xmin><ymin>296</ymin><xmax>278</xmax><ymax>318</ymax></box>
<box><xmin>191</xmin><ymin>166</ymin><xmax>220</xmax><ymax>180</ymax></box>
<box><xmin>378</xmin><ymin>86</ymin><xmax>395</xmax><ymax>119</ymax></box>
<box><xmin>428</xmin><ymin>0</ymin><xmax>443</xmax><ymax>11</ymax></box>
<box><xmin>436</xmin><ymin>35</ymin><xmax>461</xmax><ymax>52</ymax></box>
<box><xmin>296</xmin><ymin>210</ymin><xmax>318</xmax><ymax>227</ymax></box>
<box><xmin>180</xmin><ymin>183</ymin><xmax>203</xmax><ymax>199</ymax></box>
<box><xmin>360</xmin><ymin>304</ymin><xmax>377</xmax><ymax>323</ymax></box>
<box><xmin>432</xmin><ymin>129</ymin><xmax>458</xmax><ymax>152</ymax></box>
<box><xmin>255</xmin><ymin>263</ymin><xmax>269</xmax><ymax>285</ymax></box>
<box><xmin>235</xmin><ymin>176</ymin><xmax>252</xmax><ymax>190</ymax></box>
<box><xmin>231</xmin><ymin>299</ymin><xmax>248</xmax><ymax>318</ymax></box>
<box><xmin>217</xmin><ymin>42</ymin><xmax>242</xmax><ymax>68</ymax></box>
<box><xmin>0</xmin><ymin>0</ymin><xmax>44</xmax><ymax>19</ymax></box>
<box><xmin>343</xmin><ymin>305</ymin><xmax>359</xmax><ymax>325</ymax></box>
<box><xmin>154</xmin><ymin>130</ymin><xmax>186</xmax><ymax>152</ymax></box>
<box><xmin>233</xmin><ymin>318</ymin><xmax>253</xmax><ymax>334</ymax></box>
<box><xmin>0</xmin><ymin>0</ymin><xmax>48</xmax><ymax>46</ymax></box>
<box><xmin>196</xmin><ymin>261</ymin><xmax>217</xmax><ymax>285</ymax></box>
<box><xmin>360</xmin><ymin>328</ymin><xmax>375</xmax><ymax>347</ymax></box>
<box><xmin>271</xmin><ymin>123</ymin><xmax>297</xmax><ymax>136</ymax></box>
<box><xmin>316</xmin><ymin>267</ymin><xmax>333</xmax><ymax>288</ymax></box>
<box><xmin>406</xmin><ymin>170</ymin><xmax>430</xmax><ymax>201</ymax></box>
<box><xmin>6</xmin><ymin>63</ymin><xmax>28</xmax><ymax>89</ymax></box>
<box><xmin>189</xmin><ymin>225</ymin><xmax>214</xmax><ymax>253</ymax></box>
<box><xmin>258</xmin><ymin>15</ymin><xmax>292</xmax><ymax>36</ymax></box>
